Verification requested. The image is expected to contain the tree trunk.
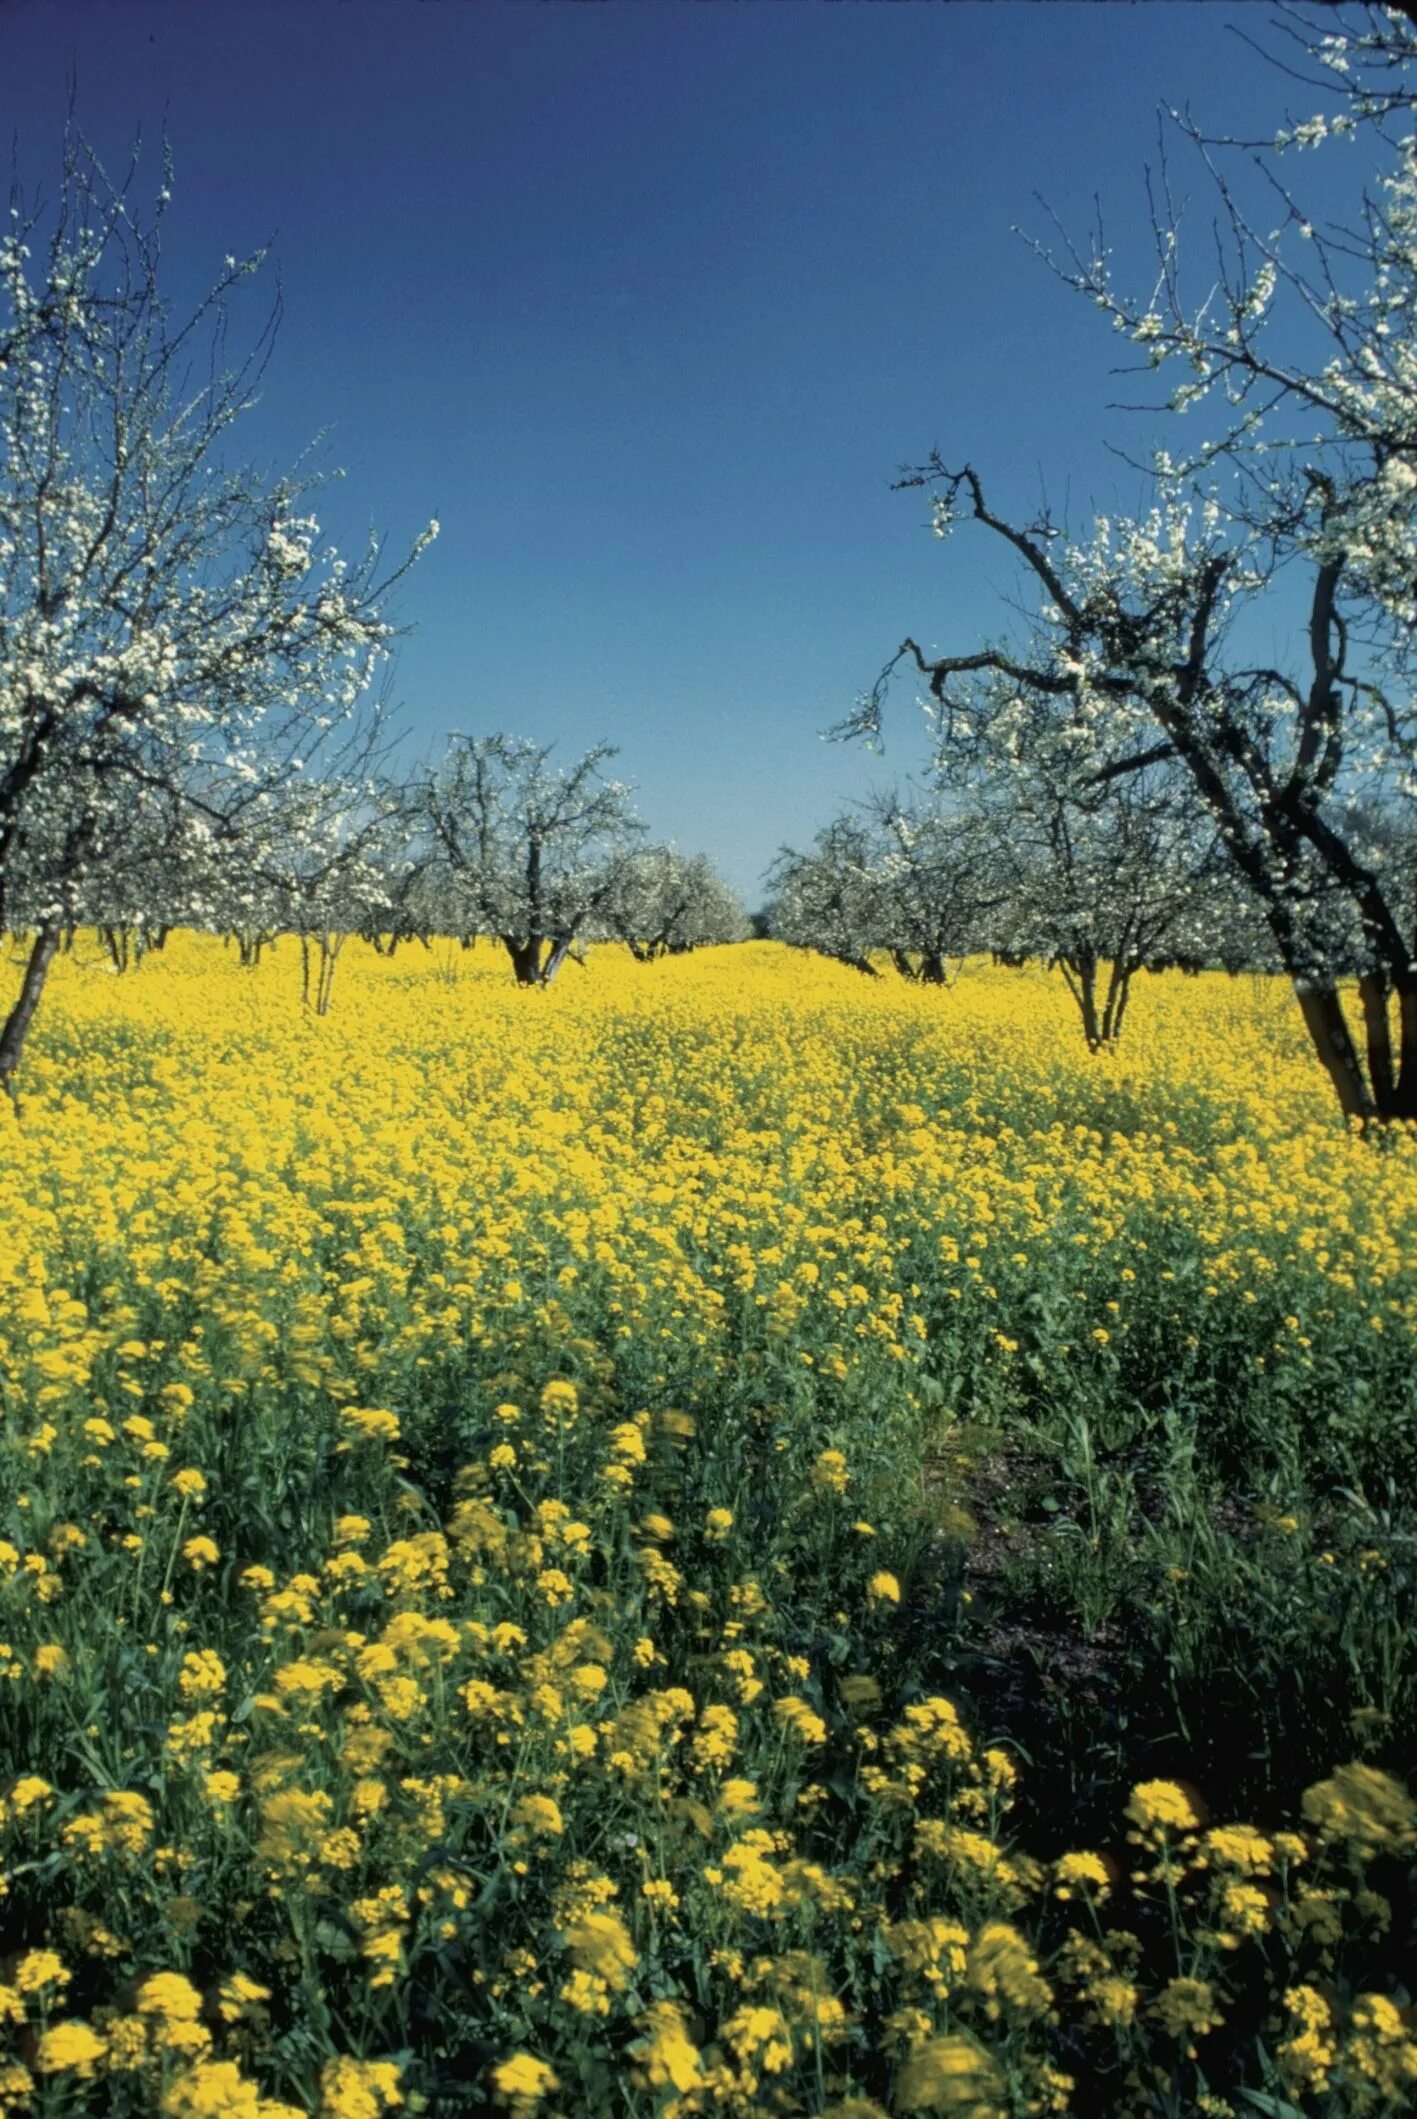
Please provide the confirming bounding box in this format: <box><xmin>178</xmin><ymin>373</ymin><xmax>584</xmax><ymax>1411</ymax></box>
<box><xmin>1100</xmin><ymin>959</ymin><xmax>1133</xmax><ymax>1047</ymax></box>
<box><xmin>316</xmin><ymin>932</ymin><xmax>343</xmax><ymax>1016</ymax></box>
<box><xmin>505</xmin><ymin>937</ymin><xmax>543</xmax><ymax>986</ymax></box>
<box><xmin>0</xmin><ymin>917</ymin><xmax>61</xmax><ymax>1096</ymax></box>
<box><xmin>1293</xmin><ymin>980</ymin><xmax>1375</xmax><ymax>1123</ymax></box>
<box><xmin>1058</xmin><ymin>953</ymin><xmax>1104</xmax><ymax>1050</ymax></box>
<box><xmin>1358</xmin><ymin>974</ymin><xmax>1396</xmax><ymax>1114</ymax></box>
<box><xmin>1108</xmin><ymin>966</ymin><xmax>1133</xmax><ymax>1047</ymax></box>
<box><xmin>542</xmin><ymin>937</ymin><xmax>574</xmax><ymax>985</ymax></box>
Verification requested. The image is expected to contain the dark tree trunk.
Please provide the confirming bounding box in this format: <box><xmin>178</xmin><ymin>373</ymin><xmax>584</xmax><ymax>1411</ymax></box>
<box><xmin>504</xmin><ymin>936</ymin><xmax>544</xmax><ymax>986</ymax></box>
<box><xmin>1058</xmin><ymin>952</ymin><xmax>1104</xmax><ymax>1050</ymax></box>
<box><xmin>0</xmin><ymin>917</ymin><xmax>62</xmax><ymax>1096</ymax></box>
<box><xmin>1100</xmin><ymin>958</ymin><xmax>1133</xmax><ymax>1046</ymax></box>
<box><xmin>1359</xmin><ymin>973</ymin><xmax>1396</xmax><ymax>1115</ymax></box>
<box><xmin>101</xmin><ymin>925</ymin><xmax>133</xmax><ymax>973</ymax></box>
<box><xmin>314</xmin><ymin>932</ymin><xmax>342</xmax><ymax>1015</ymax></box>
<box><xmin>1293</xmin><ymin>981</ymin><xmax>1375</xmax><ymax>1123</ymax></box>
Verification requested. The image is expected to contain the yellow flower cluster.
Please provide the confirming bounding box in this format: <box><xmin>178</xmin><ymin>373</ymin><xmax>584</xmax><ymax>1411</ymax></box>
<box><xmin>0</xmin><ymin>936</ymin><xmax>1413</xmax><ymax>2114</ymax></box>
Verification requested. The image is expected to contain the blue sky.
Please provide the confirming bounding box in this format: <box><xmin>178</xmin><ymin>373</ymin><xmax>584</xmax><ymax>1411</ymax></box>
<box><xmin>1</xmin><ymin>1</ymin><xmax>1362</xmax><ymax>899</ymax></box>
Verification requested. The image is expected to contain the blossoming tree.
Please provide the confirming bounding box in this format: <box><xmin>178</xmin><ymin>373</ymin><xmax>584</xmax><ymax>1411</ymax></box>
<box><xmin>764</xmin><ymin>816</ymin><xmax>892</xmax><ymax>977</ymax></box>
<box><xmin>852</xmin><ymin>6</ymin><xmax>1417</xmax><ymax>1119</ymax></box>
<box><xmin>413</xmin><ymin>734</ymin><xmax>643</xmax><ymax>985</ymax></box>
<box><xmin>0</xmin><ymin>124</ymin><xmax>435</xmax><ymax>1090</ymax></box>
<box><xmin>608</xmin><ymin>845</ymin><xmax>750</xmax><ymax>960</ymax></box>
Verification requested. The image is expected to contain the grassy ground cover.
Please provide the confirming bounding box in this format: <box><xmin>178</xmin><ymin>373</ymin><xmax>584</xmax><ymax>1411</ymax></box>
<box><xmin>0</xmin><ymin>936</ymin><xmax>1414</xmax><ymax>2116</ymax></box>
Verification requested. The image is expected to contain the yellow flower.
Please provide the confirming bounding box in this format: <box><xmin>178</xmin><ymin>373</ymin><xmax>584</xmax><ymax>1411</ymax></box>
<box><xmin>561</xmin><ymin>1908</ymin><xmax>636</xmax><ymax>1991</ymax></box>
<box><xmin>1201</xmin><ymin>1825</ymin><xmax>1274</xmax><ymax>1874</ymax></box>
<box><xmin>1153</xmin><ymin>1976</ymin><xmax>1223</xmax><ymax>2055</ymax></box>
<box><xmin>216</xmin><ymin>1972</ymin><xmax>271</xmax><ymax>2023</ymax></box>
<box><xmin>14</xmin><ymin>1949</ymin><xmax>69</xmax><ymax>1997</ymax></box>
<box><xmin>9</xmin><ymin>1775</ymin><xmax>54</xmax><ymax>1814</ymax></box>
<box><xmin>178</xmin><ymin>1649</ymin><xmax>228</xmax><ymax>1700</ymax></box>
<box><xmin>136</xmin><ymin>1972</ymin><xmax>204</xmax><ymax>2021</ymax></box>
<box><xmin>1216</xmin><ymin>1879</ymin><xmax>1271</xmax><ymax>1946</ymax></box>
<box><xmin>342</xmin><ymin>1407</ymin><xmax>401</xmax><ymax>1443</ymax></box>
<box><xmin>867</xmin><ymin>1570</ymin><xmax>901</xmax><ymax>1604</ymax></box>
<box><xmin>812</xmin><ymin>1447</ymin><xmax>849</xmax><ymax>1494</ymax></box>
<box><xmin>1126</xmin><ymin>1778</ymin><xmax>1201</xmax><ymax>1836</ymax></box>
<box><xmin>968</xmin><ymin>1921</ymin><xmax>1052</xmax><ymax>2019</ymax></box>
<box><xmin>1053</xmin><ymin>1850</ymin><xmax>1111</xmax><ymax>1900</ymax></box>
<box><xmin>1301</xmin><ymin>1763</ymin><xmax>1416</xmax><ymax>1860</ymax></box>
<box><xmin>512</xmin><ymin>1794</ymin><xmax>565</xmax><ymax>1837</ymax></box>
<box><xmin>164</xmin><ymin>2060</ymin><xmax>305</xmax><ymax>2117</ymax></box>
<box><xmin>774</xmin><ymin>1694</ymin><xmax>827</xmax><ymax>1744</ymax></box>
<box><xmin>895</xmin><ymin>2035</ymin><xmax>1003</xmax><ymax>2112</ymax></box>
<box><xmin>33</xmin><ymin>2022</ymin><xmax>107</xmax><ymax>2077</ymax></box>
<box><xmin>1277</xmin><ymin>1985</ymin><xmax>1336</xmax><ymax>2096</ymax></box>
<box><xmin>183</xmin><ymin>1536</ymin><xmax>220</xmax><ymax>1571</ymax></box>
<box><xmin>492</xmin><ymin>2054</ymin><xmax>560</xmax><ymax>2108</ymax></box>
<box><xmin>722</xmin><ymin>2003</ymin><xmax>793</xmax><ymax>2076</ymax></box>
<box><xmin>171</xmin><ymin>1468</ymin><xmax>208</xmax><ymax>1500</ymax></box>
<box><xmin>319</xmin><ymin>2056</ymin><xmax>404</xmax><ymax>2118</ymax></box>
<box><xmin>633</xmin><ymin>1999</ymin><xmax>703</xmax><ymax>2093</ymax></box>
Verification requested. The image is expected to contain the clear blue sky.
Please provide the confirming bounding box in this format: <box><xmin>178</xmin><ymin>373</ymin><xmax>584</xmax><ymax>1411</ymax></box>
<box><xmin>1</xmin><ymin>1</ymin><xmax>1358</xmax><ymax>899</ymax></box>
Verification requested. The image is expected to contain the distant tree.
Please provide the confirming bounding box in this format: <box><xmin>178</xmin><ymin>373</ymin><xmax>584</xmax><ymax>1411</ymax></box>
<box><xmin>260</xmin><ymin>777</ymin><xmax>405</xmax><ymax>1015</ymax></box>
<box><xmin>763</xmin><ymin>817</ymin><xmax>887</xmax><ymax>976</ymax></box>
<box><xmin>611</xmin><ymin>846</ymin><xmax>749</xmax><ymax>960</ymax></box>
<box><xmin>867</xmin><ymin>792</ymin><xmax>1003</xmax><ymax>986</ymax></box>
<box><xmin>0</xmin><ymin>122</ymin><xmax>435</xmax><ymax>1091</ymax></box>
<box><xmin>415</xmin><ymin>735</ymin><xmax>643</xmax><ymax>985</ymax></box>
<box><xmin>981</xmin><ymin>772</ymin><xmax>1235</xmax><ymax>1048</ymax></box>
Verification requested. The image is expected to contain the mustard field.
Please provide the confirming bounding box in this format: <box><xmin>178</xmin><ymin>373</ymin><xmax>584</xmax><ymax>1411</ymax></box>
<box><xmin>1</xmin><ymin>936</ymin><xmax>1415</xmax><ymax>2117</ymax></box>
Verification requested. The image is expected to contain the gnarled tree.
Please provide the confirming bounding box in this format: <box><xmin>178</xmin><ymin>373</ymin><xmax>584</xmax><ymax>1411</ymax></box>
<box><xmin>850</xmin><ymin>6</ymin><xmax>1417</xmax><ymax>1119</ymax></box>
